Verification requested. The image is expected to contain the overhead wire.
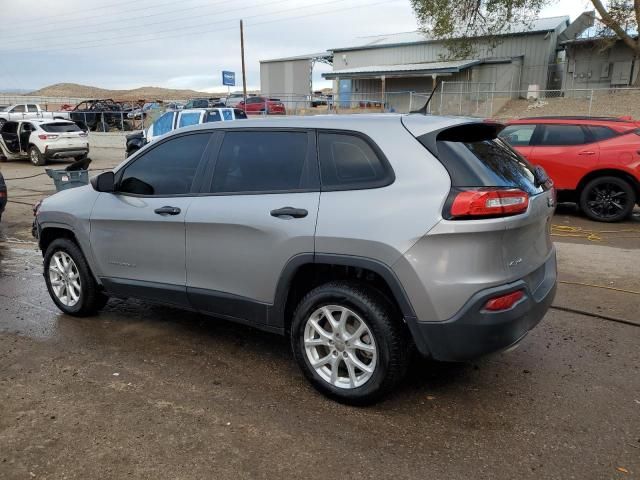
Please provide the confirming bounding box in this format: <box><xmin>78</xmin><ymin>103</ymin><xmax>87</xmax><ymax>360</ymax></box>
<box><xmin>0</xmin><ymin>0</ymin><xmax>221</xmax><ymax>33</ymax></box>
<box><xmin>0</xmin><ymin>0</ymin><xmax>261</xmax><ymax>44</ymax></box>
<box><xmin>0</xmin><ymin>0</ymin><xmax>397</xmax><ymax>55</ymax></box>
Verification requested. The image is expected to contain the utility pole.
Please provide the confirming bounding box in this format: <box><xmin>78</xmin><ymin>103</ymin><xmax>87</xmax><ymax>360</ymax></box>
<box><xmin>240</xmin><ymin>19</ymin><xmax>247</xmax><ymax>105</ymax></box>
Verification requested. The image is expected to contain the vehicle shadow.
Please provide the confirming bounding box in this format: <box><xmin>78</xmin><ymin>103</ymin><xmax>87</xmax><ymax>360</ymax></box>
<box><xmin>55</xmin><ymin>297</ymin><xmax>484</xmax><ymax>405</ymax></box>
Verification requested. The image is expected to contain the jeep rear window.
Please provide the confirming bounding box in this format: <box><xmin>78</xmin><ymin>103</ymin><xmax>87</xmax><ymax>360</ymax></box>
<box><xmin>40</xmin><ymin>123</ymin><xmax>82</xmax><ymax>133</ymax></box>
<box><xmin>419</xmin><ymin>123</ymin><xmax>543</xmax><ymax>196</ymax></box>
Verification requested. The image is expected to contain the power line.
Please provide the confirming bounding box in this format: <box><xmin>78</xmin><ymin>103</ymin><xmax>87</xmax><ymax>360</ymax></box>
<box><xmin>0</xmin><ymin>0</ymin><xmax>255</xmax><ymax>44</ymax></box>
<box><xmin>0</xmin><ymin>0</ymin><xmax>214</xmax><ymax>33</ymax></box>
<box><xmin>0</xmin><ymin>0</ymin><xmax>353</xmax><ymax>54</ymax></box>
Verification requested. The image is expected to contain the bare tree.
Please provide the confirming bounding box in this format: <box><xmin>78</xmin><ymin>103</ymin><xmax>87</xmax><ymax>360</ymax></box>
<box><xmin>410</xmin><ymin>0</ymin><xmax>640</xmax><ymax>84</ymax></box>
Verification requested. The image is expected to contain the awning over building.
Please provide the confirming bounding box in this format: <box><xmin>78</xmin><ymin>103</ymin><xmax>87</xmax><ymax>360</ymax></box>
<box><xmin>322</xmin><ymin>59</ymin><xmax>484</xmax><ymax>79</ymax></box>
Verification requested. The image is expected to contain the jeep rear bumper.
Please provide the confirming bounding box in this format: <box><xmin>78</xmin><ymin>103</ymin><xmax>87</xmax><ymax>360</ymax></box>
<box><xmin>407</xmin><ymin>250</ymin><xmax>557</xmax><ymax>361</ymax></box>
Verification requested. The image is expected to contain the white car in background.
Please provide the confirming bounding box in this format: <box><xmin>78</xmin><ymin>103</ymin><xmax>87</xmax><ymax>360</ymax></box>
<box><xmin>0</xmin><ymin>119</ymin><xmax>89</xmax><ymax>166</ymax></box>
<box><xmin>225</xmin><ymin>93</ymin><xmax>247</xmax><ymax>107</ymax></box>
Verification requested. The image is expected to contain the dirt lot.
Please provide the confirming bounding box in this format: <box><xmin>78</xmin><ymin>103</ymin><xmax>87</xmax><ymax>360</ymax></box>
<box><xmin>1</xmin><ymin>147</ymin><xmax>639</xmax><ymax>479</ymax></box>
<box><xmin>495</xmin><ymin>90</ymin><xmax>640</xmax><ymax>120</ymax></box>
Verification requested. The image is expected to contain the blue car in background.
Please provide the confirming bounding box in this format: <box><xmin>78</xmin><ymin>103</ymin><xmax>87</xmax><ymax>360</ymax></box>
<box><xmin>125</xmin><ymin>107</ymin><xmax>247</xmax><ymax>156</ymax></box>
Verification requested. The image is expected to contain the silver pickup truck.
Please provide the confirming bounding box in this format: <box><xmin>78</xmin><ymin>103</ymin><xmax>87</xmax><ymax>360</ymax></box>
<box><xmin>0</xmin><ymin>103</ymin><xmax>69</xmax><ymax>126</ymax></box>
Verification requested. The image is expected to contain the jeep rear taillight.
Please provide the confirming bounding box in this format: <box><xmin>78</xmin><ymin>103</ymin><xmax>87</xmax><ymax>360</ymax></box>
<box><xmin>447</xmin><ymin>188</ymin><xmax>529</xmax><ymax>219</ymax></box>
<box><xmin>38</xmin><ymin>134</ymin><xmax>59</xmax><ymax>140</ymax></box>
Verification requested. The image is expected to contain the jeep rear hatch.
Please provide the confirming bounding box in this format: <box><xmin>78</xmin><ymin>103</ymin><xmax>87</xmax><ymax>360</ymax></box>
<box><xmin>404</xmin><ymin>117</ymin><xmax>556</xmax><ymax>288</ymax></box>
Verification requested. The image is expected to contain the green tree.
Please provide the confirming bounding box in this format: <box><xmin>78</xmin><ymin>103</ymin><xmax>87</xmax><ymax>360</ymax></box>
<box><xmin>410</xmin><ymin>0</ymin><xmax>640</xmax><ymax>85</ymax></box>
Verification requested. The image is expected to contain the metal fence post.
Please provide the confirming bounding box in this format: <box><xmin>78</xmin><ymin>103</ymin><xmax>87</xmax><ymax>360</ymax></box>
<box><xmin>489</xmin><ymin>90</ymin><xmax>494</xmax><ymax>118</ymax></box>
<box><xmin>588</xmin><ymin>89</ymin><xmax>593</xmax><ymax>116</ymax></box>
<box><xmin>408</xmin><ymin>91</ymin><xmax>413</xmax><ymax>112</ymax></box>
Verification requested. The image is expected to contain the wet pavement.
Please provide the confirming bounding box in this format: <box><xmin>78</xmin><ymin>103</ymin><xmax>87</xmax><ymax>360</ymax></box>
<box><xmin>1</xmin><ymin>150</ymin><xmax>640</xmax><ymax>479</ymax></box>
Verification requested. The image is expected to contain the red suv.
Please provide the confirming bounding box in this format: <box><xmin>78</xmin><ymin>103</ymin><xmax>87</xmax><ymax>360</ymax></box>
<box><xmin>238</xmin><ymin>96</ymin><xmax>286</xmax><ymax>115</ymax></box>
<box><xmin>501</xmin><ymin>116</ymin><xmax>640</xmax><ymax>222</ymax></box>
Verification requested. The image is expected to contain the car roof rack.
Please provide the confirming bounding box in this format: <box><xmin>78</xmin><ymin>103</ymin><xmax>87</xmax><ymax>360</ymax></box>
<box><xmin>523</xmin><ymin>116</ymin><xmax>634</xmax><ymax>122</ymax></box>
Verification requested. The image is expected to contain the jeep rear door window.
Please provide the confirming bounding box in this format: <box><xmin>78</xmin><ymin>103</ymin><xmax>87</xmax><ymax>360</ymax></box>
<box><xmin>500</xmin><ymin>125</ymin><xmax>536</xmax><ymax>146</ymax></box>
<box><xmin>211</xmin><ymin>131</ymin><xmax>313</xmax><ymax>193</ymax></box>
<box><xmin>40</xmin><ymin>123</ymin><xmax>82</xmax><ymax>133</ymax></box>
<box><xmin>318</xmin><ymin>132</ymin><xmax>392</xmax><ymax>189</ymax></box>
<box><xmin>118</xmin><ymin>133</ymin><xmax>210</xmax><ymax>196</ymax></box>
<box><xmin>540</xmin><ymin>125</ymin><xmax>586</xmax><ymax>145</ymax></box>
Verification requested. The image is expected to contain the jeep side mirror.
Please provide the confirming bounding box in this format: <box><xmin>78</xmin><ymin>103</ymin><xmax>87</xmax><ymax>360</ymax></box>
<box><xmin>92</xmin><ymin>171</ymin><xmax>115</xmax><ymax>192</ymax></box>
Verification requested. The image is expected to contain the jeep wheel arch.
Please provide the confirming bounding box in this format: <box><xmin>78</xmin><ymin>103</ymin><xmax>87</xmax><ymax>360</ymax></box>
<box><xmin>269</xmin><ymin>254</ymin><xmax>417</xmax><ymax>331</ymax></box>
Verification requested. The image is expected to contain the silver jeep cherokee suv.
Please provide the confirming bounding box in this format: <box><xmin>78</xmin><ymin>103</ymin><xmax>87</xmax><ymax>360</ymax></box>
<box><xmin>34</xmin><ymin>114</ymin><xmax>557</xmax><ymax>404</ymax></box>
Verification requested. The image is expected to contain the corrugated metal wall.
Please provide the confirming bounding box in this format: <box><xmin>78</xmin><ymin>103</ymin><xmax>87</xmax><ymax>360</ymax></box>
<box><xmin>260</xmin><ymin>59</ymin><xmax>310</xmax><ymax>97</ymax></box>
<box><xmin>563</xmin><ymin>41</ymin><xmax>637</xmax><ymax>89</ymax></box>
<box><xmin>333</xmin><ymin>32</ymin><xmax>558</xmax><ymax>90</ymax></box>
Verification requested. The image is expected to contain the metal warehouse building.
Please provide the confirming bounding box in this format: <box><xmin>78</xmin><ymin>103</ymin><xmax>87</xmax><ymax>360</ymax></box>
<box><xmin>259</xmin><ymin>14</ymin><xmax>614</xmax><ymax>113</ymax></box>
<box><xmin>323</xmin><ymin>16</ymin><xmax>569</xmax><ymax>109</ymax></box>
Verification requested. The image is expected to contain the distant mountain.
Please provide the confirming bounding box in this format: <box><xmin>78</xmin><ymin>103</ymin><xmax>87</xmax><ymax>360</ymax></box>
<box><xmin>26</xmin><ymin>83</ymin><xmax>222</xmax><ymax>100</ymax></box>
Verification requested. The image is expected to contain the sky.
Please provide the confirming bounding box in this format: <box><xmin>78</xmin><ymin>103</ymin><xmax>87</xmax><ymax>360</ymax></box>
<box><xmin>0</xmin><ymin>0</ymin><xmax>592</xmax><ymax>93</ymax></box>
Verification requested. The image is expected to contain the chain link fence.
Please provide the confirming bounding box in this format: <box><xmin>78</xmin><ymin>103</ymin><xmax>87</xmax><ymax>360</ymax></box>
<box><xmin>3</xmin><ymin>86</ymin><xmax>640</xmax><ymax>132</ymax></box>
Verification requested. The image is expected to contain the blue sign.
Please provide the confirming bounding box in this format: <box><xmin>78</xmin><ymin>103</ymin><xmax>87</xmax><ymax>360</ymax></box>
<box><xmin>222</xmin><ymin>71</ymin><xmax>235</xmax><ymax>87</ymax></box>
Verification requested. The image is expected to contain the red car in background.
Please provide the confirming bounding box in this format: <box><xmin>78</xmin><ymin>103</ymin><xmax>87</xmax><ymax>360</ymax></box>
<box><xmin>238</xmin><ymin>96</ymin><xmax>286</xmax><ymax>115</ymax></box>
<box><xmin>500</xmin><ymin>116</ymin><xmax>640</xmax><ymax>222</ymax></box>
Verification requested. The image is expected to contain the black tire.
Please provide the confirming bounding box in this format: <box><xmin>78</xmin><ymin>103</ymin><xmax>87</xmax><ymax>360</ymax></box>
<box><xmin>290</xmin><ymin>281</ymin><xmax>410</xmax><ymax>405</ymax></box>
<box><xmin>579</xmin><ymin>176</ymin><xmax>636</xmax><ymax>222</ymax></box>
<box><xmin>29</xmin><ymin>145</ymin><xmax>46</xmax><ymax>166</ymax></box>
<box><xmin>43</xmin><ymin>238</ymin><xmax>109</xmax><ymax>317</ymax></box>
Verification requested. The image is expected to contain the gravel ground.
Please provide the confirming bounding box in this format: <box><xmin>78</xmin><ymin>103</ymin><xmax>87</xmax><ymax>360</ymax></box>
<box><xmin>495</xmin><ymin>90</ymin><xmax>640</xmax><ymax>119</ymax></box>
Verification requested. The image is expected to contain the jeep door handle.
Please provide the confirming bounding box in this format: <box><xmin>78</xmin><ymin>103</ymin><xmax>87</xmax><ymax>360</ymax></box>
<box><xmin>578</xmin><ymin>150</ymin><xmax>596</xmax><ymax>155</ymax></box>
<box><xmin>270</xmin><ymin>207</ymin><xmax>308</xmax><ymax>218</ymax></box>
<box><xmin>154</xmin><ymin>206</ymin><xmax>181</xmax><ymax>215</ymax></box>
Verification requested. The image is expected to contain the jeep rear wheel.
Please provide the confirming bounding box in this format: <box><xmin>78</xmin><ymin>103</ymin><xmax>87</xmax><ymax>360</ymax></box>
<box><xmin>579</xmin><ymin>176</ymin><xmax>635</xmax><ymax>222</ymax></box>
<box><xmin>29</xmin><ymin>146</ymin><xmax>45</xmax><ymax>166</ymax></box>
<box><xmin>291</xmin><ymin>281</ymin><xmax>410</xmax><ymax>405</ymax></box>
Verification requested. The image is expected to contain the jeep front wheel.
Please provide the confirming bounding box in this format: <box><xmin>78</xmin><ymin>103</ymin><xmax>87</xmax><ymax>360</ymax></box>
<box><xmin>291</xmin><ymin>281</ymin><xmax>410</xmax><ymax>405</ymax></box>
<box><xmin>44</xmin><ymin>238</ymin><xmax>108</xmax><ymax>316</ymax></box>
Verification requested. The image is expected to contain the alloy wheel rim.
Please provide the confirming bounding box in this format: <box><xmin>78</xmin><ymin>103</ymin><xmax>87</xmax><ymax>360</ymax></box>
<box><xmin>586</xmin><ymin>183</ymin><xmax>628</xmax><ymax>219</ymax></box>
<box><xmin>303</xmin><ymin>305</ymin><xmax>377</xmax><ymax>389</ymax></box>
<box><xmin>48</xmin><ymin>251</ymin><xmax>81</xmax><ymax>307</ymax></box>
<box><xmin>30</xmin><ymin>149</ymin><xmax>38</xmax><ymax>164</ymax></box>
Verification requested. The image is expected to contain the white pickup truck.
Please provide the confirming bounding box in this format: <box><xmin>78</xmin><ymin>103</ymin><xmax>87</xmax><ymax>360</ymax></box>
<box><xmin>0</xmin><ymin>103</ymin><xmax>69</xmax><ymax>126</ymax></box>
